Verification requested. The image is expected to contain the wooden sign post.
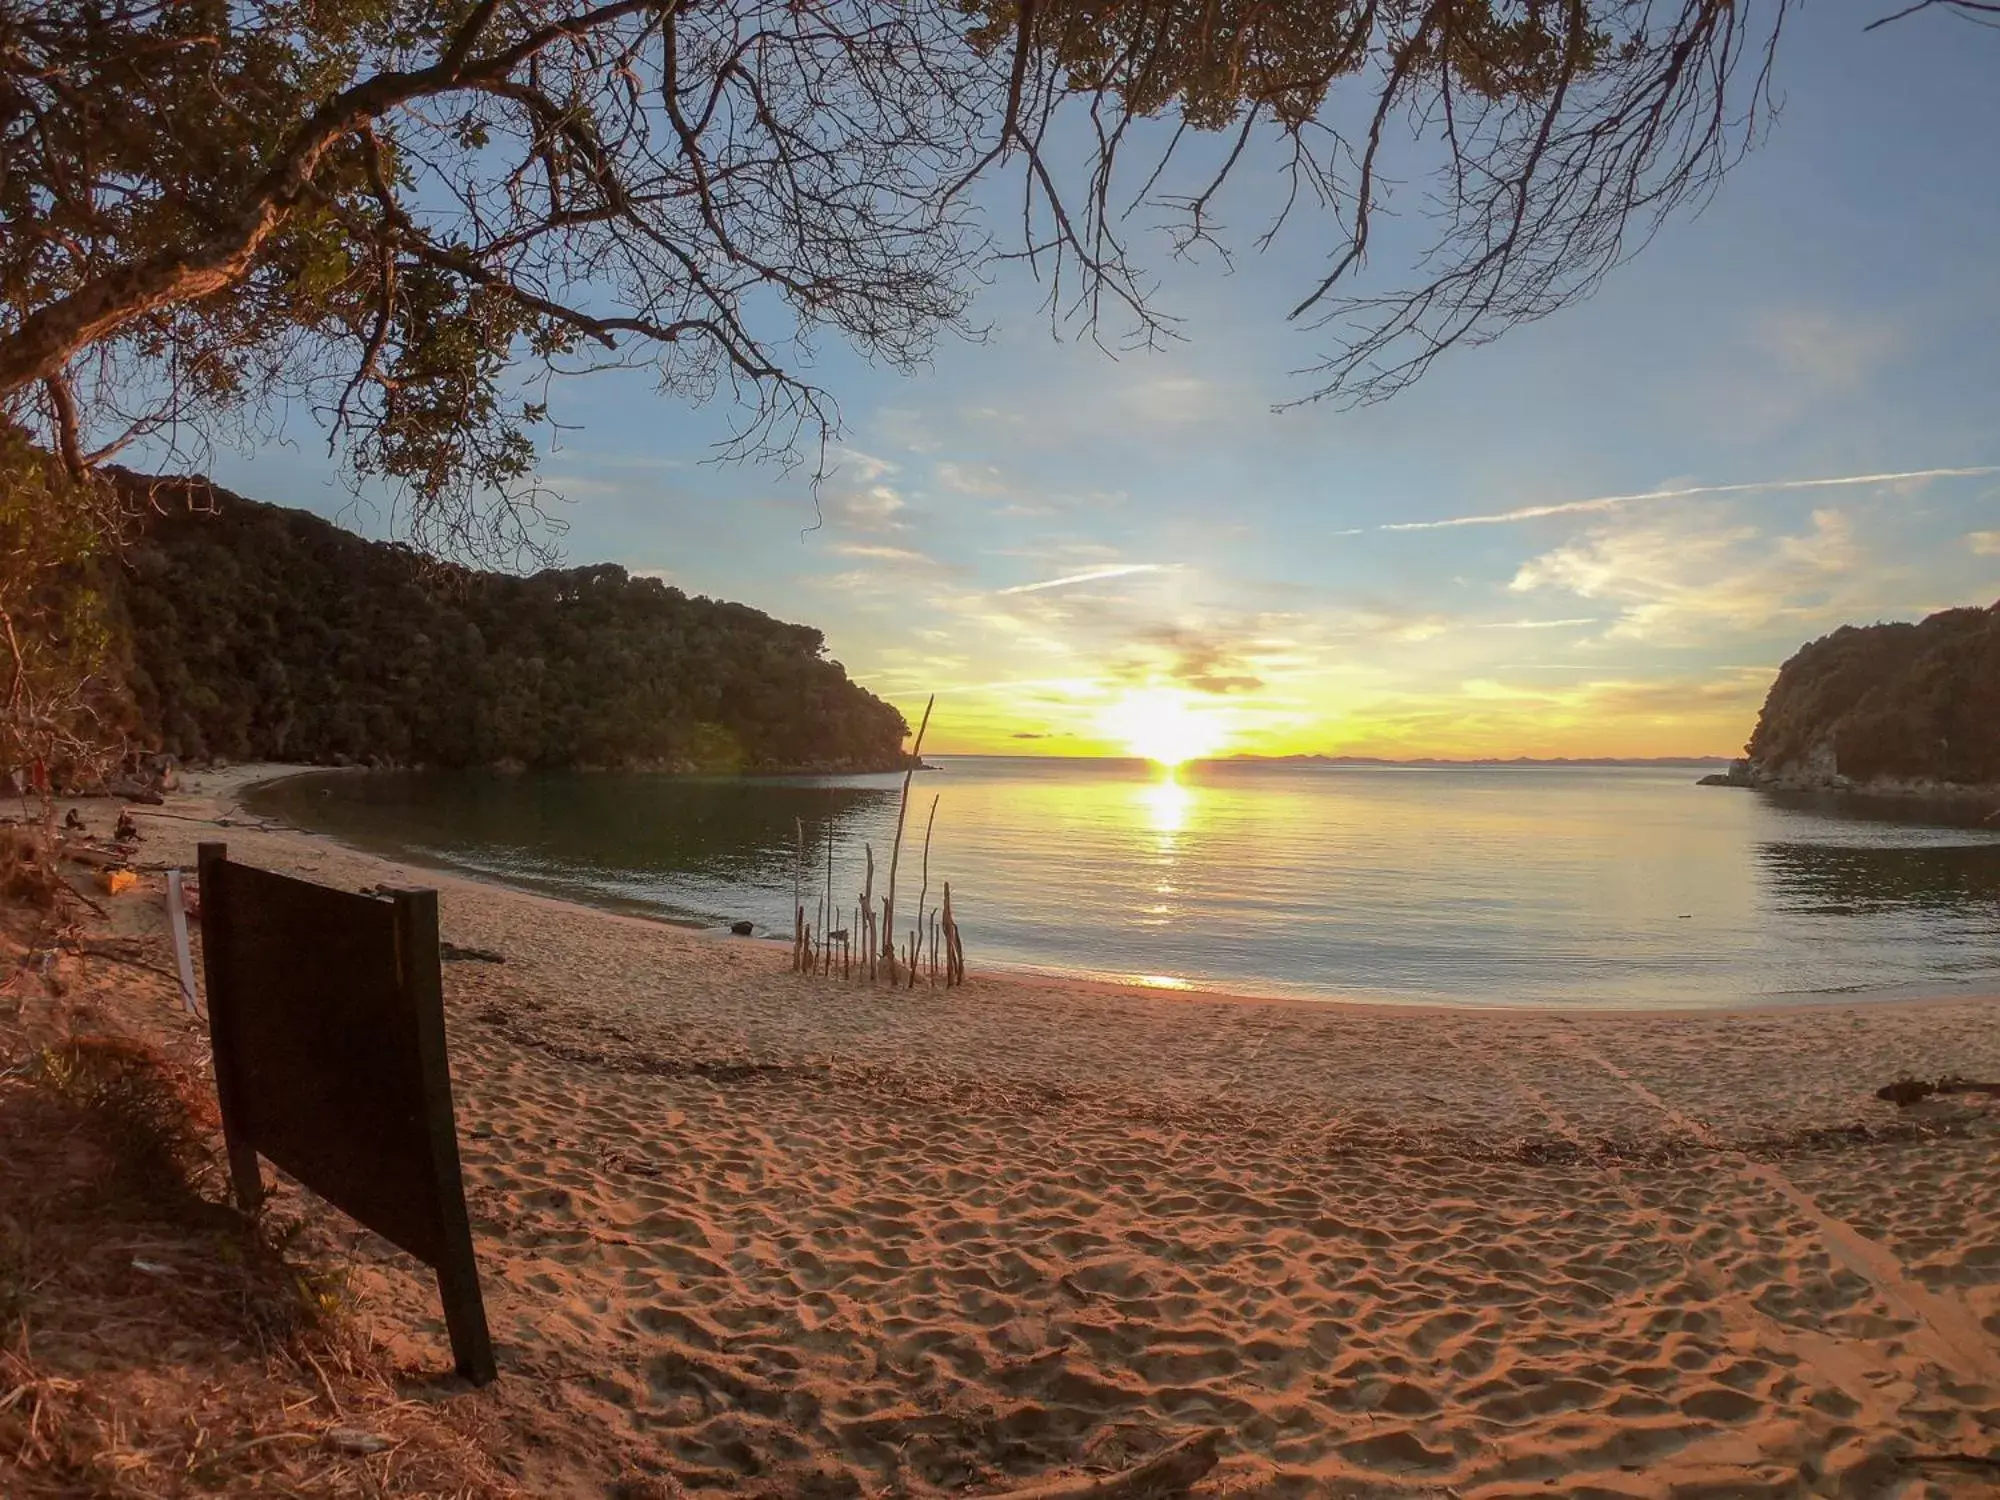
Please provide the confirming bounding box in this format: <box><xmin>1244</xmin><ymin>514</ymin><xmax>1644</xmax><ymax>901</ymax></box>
<box><xmin>196</xmin><ymin>843</ymin><xmax>496</xmax><ymax>1384</ymax></box>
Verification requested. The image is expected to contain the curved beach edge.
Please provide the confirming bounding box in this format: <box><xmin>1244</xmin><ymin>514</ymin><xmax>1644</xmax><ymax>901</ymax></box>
<box><xmin>50</xmin><ymin>762</ymin><xmax>2000</xmax><ymax>1499</ymax></box>
<box><xmin>214</xmin><ymin>760</ymin><xmax>1994</xmax><ymax>1020</ymax></box>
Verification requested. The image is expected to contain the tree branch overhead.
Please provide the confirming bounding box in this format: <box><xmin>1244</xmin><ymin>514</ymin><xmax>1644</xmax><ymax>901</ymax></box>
<box><xmin>0</xmin><ymin>0</ymin><xmax>1801</xmax><ymax>552</ymax></box>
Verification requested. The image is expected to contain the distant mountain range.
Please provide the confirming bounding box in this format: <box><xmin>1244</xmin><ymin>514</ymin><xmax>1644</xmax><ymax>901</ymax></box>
<box><xmin>1222</xmin><ymin>754</ymin><xmax>1732</xmax><ymax>768</ymax></box>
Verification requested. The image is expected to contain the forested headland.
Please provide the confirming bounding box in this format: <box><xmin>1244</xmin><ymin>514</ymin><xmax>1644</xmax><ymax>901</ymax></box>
<box><xmin>1731</xmin><ymin>602</ymin><xmax>2000</xmax><ymax>795</ymax></box>
<box><xmin>111</xmin><ymin>476</ymin><xmax>911</xmax><ymax>774</ymax></box>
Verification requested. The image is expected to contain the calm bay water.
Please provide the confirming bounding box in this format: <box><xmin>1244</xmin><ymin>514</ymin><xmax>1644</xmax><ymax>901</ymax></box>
<box><xmin>247</xmin><ymin>757</ymin><xmax>2000</xmax><ymax>1009</ymax></box>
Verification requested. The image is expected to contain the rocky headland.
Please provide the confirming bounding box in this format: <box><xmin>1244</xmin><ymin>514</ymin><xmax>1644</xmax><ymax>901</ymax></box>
<box><xmin>1701</xmin><ymin>601</ymin><xmax>1999</xmax><ymax>803</ymax></box>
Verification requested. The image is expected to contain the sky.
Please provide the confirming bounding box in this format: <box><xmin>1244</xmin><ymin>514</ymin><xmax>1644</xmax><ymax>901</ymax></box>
<box><xmin>206</xmin><ymin>7</ymin><xmax>2000</xmax><ymax>761</ymax></box>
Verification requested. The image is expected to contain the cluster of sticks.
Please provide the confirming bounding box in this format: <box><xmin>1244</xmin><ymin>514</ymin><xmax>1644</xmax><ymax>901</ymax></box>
<box><xmin>790</xmin><ymin>696</ymin><xmax>965</xmax><ymax>989</ymax></box>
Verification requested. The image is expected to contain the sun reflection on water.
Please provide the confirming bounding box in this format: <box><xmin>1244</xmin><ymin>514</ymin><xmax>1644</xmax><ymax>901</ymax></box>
<box><xmin>1138</xmin><ymin>771</ymin><xmax>1194</xmax><ymax>835</ymax></box>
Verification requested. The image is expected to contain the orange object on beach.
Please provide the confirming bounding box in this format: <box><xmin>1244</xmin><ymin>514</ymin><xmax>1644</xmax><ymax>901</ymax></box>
<box><xmin>99</xmin><ymin>868</ymin><xmax>138</xmax><ymax>896</ymax></box>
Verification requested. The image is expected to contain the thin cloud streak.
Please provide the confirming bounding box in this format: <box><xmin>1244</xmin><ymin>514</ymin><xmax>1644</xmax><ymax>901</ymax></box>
<box><xmin>996</xmin><ymin>564</ymin><xmax>1169</xmax><ymax>595</ymax></box>
<box><xmin>1375</xmin><ymin>466</ymin><xmax>1998</xmax><ymax>533</ymax></box>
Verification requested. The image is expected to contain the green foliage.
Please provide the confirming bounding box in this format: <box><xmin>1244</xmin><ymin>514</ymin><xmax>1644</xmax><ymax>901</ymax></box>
<box><xmin>111</xmin><ymin>478</ymin><xmax>911</xmax><ymax>773</ymax></box>
<box><xmin>1</xmin><ymin>3</ymin><xmax>381</xmax><ymax>427</ymax></box>
<box><xmin>967</xmin><ymin>0</ymin><xmax>1603</xmax><ymax>130</ymax></box>
<box><xmin>32</xmin><ymin>1036</ymin><xmax>219</xmax><ymax>1210</ymax></box>
<box><xmin>1746</xmin><ymin>604</ymin><xmax>2000</xmax><ymax>788</ymax></box>
<box><xmin>0</xmin><ymin>429</ymin><xmax>133</xmax><ymax>784</ymax></box>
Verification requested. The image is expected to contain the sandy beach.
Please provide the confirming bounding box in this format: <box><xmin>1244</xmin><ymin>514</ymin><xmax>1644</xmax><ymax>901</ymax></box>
<box><xmin>41</xmin><ymin>764</ymin><xmax>2000</xmax><ymax>1497</ymax></box>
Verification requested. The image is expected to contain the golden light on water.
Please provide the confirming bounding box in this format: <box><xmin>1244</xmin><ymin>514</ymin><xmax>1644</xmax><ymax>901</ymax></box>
<box><xmin>1138</xmin><ymin>773</ymin><xmax>1193</xmax><ymax>834</ymax></box>
<box><xmin>1099</xmin><ymin>687</ymin><xmax>1231</xmax><ymax>767</ymax></box>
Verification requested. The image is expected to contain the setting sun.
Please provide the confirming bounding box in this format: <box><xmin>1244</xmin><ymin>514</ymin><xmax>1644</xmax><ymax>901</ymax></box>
<box><xmin>1098</xmin><ymin>687</ymin><xmax>1231</xmax><ymax>766</ymax></box>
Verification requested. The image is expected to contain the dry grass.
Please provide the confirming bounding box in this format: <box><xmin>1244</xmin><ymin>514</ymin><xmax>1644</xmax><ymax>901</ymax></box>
<box><xmin>1</xmin><ymin>824</ymin><xmax>64</xmax><ymax>911</ymax></box>
<box><xmin>0</xmin><ymin>818</ymin><xmax>704</xmax><ymax>1499</ymax></box>
<box><xmin>0</xmin><ymin>982</ymin><xmax>523</xmax><ymax>1497</ymax></box>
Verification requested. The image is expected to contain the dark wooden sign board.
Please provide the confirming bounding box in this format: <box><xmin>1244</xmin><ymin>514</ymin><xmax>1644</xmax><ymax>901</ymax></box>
<box><xmin>196</xmin><ymin>842</ymin><xmax>496</xmax><ymax>1384</ymax></box>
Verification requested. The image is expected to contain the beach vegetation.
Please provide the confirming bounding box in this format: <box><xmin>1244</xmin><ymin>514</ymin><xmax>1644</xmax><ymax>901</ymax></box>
<box><xmin>0</xmin><ymin>1018</ymin><xmax>512</xmax><ymax>1496</ymax></box>
<box><xmin>0</xmin><ymin>430</ymin><xmax>135</xmax><ymax>795</ymax></box>
<box><xmin>112</xmin><ymin>478</ymin><xmax>911</xmax><ymax>771</ymax></box>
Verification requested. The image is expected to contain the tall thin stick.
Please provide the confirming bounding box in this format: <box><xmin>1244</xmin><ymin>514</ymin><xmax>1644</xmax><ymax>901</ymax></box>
<box><xmin>943</xmin><ymin>881</ymin><xmax>962</xmax><ymax>986</ymax></box>
<box><xmin>794</xmin><ymin>817</ymin><xmax>805</xmax><ymax>971</ymax></box>
<box><xmin>862</xmin><ymin>843</ymin><xmax>875</xmax><ymax>982</ymax></box>
<box><xmin>823</xmin><ymin>819</ymin><xmax>835</xmax><ymax>976</ymax></box>
<box><xmin>881</xmin><ymin>695</ymin><xmax>934</xmax><ymax>982</ymax></box>
<box><xmin>915</xmin><ymin>792</ymin><xmax>938</xmax><ymax>953</ymax></box>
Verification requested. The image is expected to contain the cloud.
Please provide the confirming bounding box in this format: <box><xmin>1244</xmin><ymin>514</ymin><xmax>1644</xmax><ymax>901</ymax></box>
<box><xmin>830</xmin><ymin>446</ymin><xmax>898</xmax><ymax>484</ymax></box>
<box><xmin>934</xmin><ymin>461</ymin><xmax>1009</xmax><ymax>497</ymax></box>
<box><xmin>1972</xmin><ymin>531</ymin><xmax>2000</xmax><ymax>556</ymax></box>
<box><xmin>996</xmin><ymin>563</ymin><xmax>1170</xmax><ymax>595</ymax></box>
<box><xmin>1319</xmin><ymin>609</ymin><xmax>1453</xmax><ymax>642</ymax></box>
<box><xmin>1313</xmin><ymin>668</ymin><xmax>1775</xmax><ymax>758</ymax></box>
<box><xmin>1754</xmin><ymin>309</ymin><xmax>1901</xmax><ymax>392</ymax></box>
<box><xmin>540</xmin><ymin>473</ymin><xmax>632</xmax><ymax>501</ymax></box>
<box><xmin>1120</xmin><ymin>377</ymin><xmax>1218</xmax><ymax>425</ymax></box>
<box><xmin>1371</xmin><ymin>466</ymin><xmax>1997</xmax><ymax>533</ymax></box>
<box><xmin>872</xmin><ymin>408</ymin><xmax>941</xmax><ymax>454</ymax></box>
<box><xmin>1120</xmin><ymin>626</ymin><xmax>1266</xmax><ymax>695</ymax></box>
<box><xmin>1477</xmin><ymin>617</ymin><xmax>1601</xmax><ymax>630</ymax></box>
<box><xmin>830</xmin><ymin>542</ymin><xmax>929</xmax><ymax>564</ymax></box>
<box><xmin>821</xmin><ymin>482</ymin><xmax>908</xmax><ymax>533</ymax></box>
<box><xmin>1581</xmin><ymin>670</ymin><xmax>1775</xmax><ymax>718</ymax></box>
<box><xmin>1508</xmin><ymin>506</ymin><xmax>1893</xmax><ymax>644</ymax></box>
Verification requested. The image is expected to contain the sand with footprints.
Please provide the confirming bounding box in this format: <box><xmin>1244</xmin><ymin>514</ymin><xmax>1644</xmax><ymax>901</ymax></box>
<box><xmin>67</xmin><ymin>767</ymin><xmax>2000</xmax><ymax>1496</ymax></box>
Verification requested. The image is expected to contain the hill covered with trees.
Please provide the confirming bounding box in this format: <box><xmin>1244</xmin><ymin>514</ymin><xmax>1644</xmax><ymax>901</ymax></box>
<box><xmin>111</xmin><ymin>479</ymin><xmax>910</xmax><ymax>774</ymax></box>
<box><xmin>1739</xmin><ymin>602</ymin><xmax>2000</xmax><ymax>794</ymax></box>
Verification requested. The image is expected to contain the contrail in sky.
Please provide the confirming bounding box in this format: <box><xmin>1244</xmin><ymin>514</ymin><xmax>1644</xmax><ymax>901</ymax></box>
<box><xmin>997</xmin><ymin>563</ymin><xmax>1167</xmax><ymax>594</ymax></box>
<box><xmin>1367</xmin><ymin>465</ymin><xmax>1998</xmax><ymax>534</ymax></box>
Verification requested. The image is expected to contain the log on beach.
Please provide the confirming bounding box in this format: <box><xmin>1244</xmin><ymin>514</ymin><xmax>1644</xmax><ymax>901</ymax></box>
<box><xmin>983</xmin><ymin>1428</ymin><xmax>1223</xmax><ymax>1500</ymax></box>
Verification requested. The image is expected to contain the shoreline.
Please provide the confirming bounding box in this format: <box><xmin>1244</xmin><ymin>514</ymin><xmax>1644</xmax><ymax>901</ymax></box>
<box><xmin>53</xmin><ymin>765</ymin><xmax>2000</xmax><ymax>1496</ymax></box>
<box><xmin>227</xmin><ymin>759</ymin><xmax>1998</xmax><ymax>1020</ymax></box>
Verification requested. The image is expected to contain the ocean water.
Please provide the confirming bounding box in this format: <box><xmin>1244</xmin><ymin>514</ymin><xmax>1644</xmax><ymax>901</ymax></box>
<box><xmin>247</xmin><ymin>757</ymin><xmax>2000</xmax><ymax>1009</ymax></box>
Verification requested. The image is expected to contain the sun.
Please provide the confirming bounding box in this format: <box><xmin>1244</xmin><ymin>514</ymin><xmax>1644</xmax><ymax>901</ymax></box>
<box><xmin>1099</xmin><ymin>687</ymin><xmax>1230</xmax><ymax>767</ymax></box>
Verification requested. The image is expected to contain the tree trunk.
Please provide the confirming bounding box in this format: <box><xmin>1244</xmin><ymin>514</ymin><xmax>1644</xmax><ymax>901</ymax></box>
<box><xmin>0</xmin><ymin>0</ymin><xmax>645</xmax><ymax>401</ymax></box>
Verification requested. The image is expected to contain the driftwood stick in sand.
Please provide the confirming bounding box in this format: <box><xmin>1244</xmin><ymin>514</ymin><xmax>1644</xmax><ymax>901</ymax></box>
<box><xmin>862</xmin><ymin>844</ymin><xmax>876</xmax><ymax>983</ymax></box>
<box><xmin>942</xmin><ymin>882</ymin><xmax>958</xmax><ymax>986</ymax></box>
<box><xmin>1901</xmin><ymin>1452</ymin><xmax>2000</xmax><ymax>1474</ymax></box>
<box><xmin>823</xmin><ymin>820</ymin><xmax>835</xmax><ymax>975</ymax></box>
<box><xmin>881</xmin><ymin>694</ymin><xmax>934</xmax><ymax>980</ymax></box>
<box><xmin>60</xmin><ymin>875</ymin><xmax>109</xmax><ymax>917</ymax></box>
<box><xmin>916</xmin><ymin>793</ymin><xmax>938</xmax><ymax>951</ymax></box>
<box><xmin>983</xmin><ymin>1428</ymin><xmax>1223</xmax><ymax>1500</ymax></box>
<box><xmin>1878</xmin><ymin>1077</ymin><xmax>2000</xmax><ymax>1107</ymax></box>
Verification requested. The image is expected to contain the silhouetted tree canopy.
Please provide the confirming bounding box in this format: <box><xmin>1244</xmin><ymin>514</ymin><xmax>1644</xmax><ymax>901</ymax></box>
<box><xmin>0</xmin><ymin>0</ymin><xmax>1855</xmax><ymax>556</ymax></box>
<box><xmin>112</xmin><ymin>477</ymin><xmax>911</xmax><ymax>771</ymax></box>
